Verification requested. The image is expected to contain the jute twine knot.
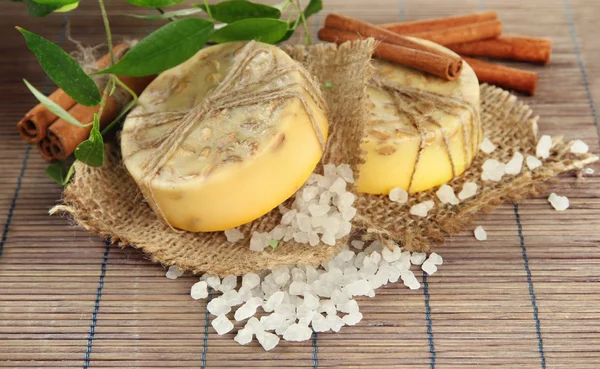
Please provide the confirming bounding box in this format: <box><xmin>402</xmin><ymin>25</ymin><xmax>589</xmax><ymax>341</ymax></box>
<box><xmin>126</xmin><ymin>41</ymin><xmax>329</xmax><ymax>226</ymax></box>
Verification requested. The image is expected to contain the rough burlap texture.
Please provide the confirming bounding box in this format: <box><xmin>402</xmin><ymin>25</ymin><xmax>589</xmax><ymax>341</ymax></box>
<box><xmin>55</xmin><ymin>39</ymin><xmax>598</xmax><ymax>276</ymax></box>
<box><xmin>54</xmin><ymin>40</ymin><xmax>376</xmax><ymax>277</ymax></box>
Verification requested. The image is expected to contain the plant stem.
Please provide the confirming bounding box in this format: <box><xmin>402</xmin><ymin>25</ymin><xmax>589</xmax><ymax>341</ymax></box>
<box><xmin>101</xmin><ymin>76</ymin><xmax>138</xmax><ymax>135</ymax></box>
<box><xmin>296</xmin><ymin>0</ymin><xmax>311</xmax><ymax>45</ymax></box>
<box><xmin>203</xmin><ymin>0</ymin><xmax>214</xmax><ymax>21</ymax></box>
<box><xmin>98</xmin><ymin>0</ymin><xmax>114</xmax><ymax>65</ymax></box>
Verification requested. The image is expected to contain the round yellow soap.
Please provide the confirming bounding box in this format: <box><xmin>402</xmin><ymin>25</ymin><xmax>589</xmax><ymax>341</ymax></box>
<box><xmin>121</xmin><ymin>42</ymin><xmax>328</xmax><ymax>232</ymax></box>
<box><xmin>357</xmin><ymin>40</ymin><xmax>481</xmax><ymax>194</ymax></box>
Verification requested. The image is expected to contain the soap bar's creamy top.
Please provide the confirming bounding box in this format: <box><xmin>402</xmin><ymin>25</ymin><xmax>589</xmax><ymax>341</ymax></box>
<box><xmin>120</xmin><ymin>42</ymin><xmax>328</xmax><ymax>232</ymax></box>
<box><xmin>358</xmin><ymin>39</ymin><xmax>481</xmax><ymax>194</ymax></box>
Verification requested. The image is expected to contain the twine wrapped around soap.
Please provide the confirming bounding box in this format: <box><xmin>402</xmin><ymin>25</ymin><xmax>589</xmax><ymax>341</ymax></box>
<box><xmin>124</xmin><ymin>41</ymin><xmax>328</xmax><ymax>226</ymax></box>
<box><xmin>370</xmin><ymin>75</ymin><xmax>481</xmax><ymax>192</ymax></box>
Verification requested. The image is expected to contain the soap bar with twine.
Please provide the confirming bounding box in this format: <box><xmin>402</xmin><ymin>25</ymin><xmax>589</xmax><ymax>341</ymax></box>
<box><xmin>120</xmin><ymin>41</ymin><xmax>329</xmax><ymax>232</ymax></box>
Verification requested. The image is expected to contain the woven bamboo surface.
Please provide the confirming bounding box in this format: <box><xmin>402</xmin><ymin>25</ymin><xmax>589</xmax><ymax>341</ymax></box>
<box><xmin>1</xmin><ymin>0</ymin><xmax>599</xmax><ymax>367</ymax></box>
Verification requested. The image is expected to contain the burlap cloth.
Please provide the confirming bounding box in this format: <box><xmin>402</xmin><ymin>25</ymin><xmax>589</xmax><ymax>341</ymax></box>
<box><xmin>53</xmin><ymin>39</ymin><xmax>598</xmax><ymax>276</ymax></box>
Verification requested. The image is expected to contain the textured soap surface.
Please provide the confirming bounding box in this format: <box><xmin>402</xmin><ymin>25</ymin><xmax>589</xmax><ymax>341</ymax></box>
<box><xmin>357</xmin><ymin>40</ymin><xmax>481</xmax><ymax>194</ymax></box>
<box><xmin>121</xmin><ymin>42</ymin><xmax>328</xmax><ymax>232</ymax></box>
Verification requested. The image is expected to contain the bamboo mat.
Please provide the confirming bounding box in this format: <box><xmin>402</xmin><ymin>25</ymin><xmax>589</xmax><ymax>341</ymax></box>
<box><xmin>1</xmin><ymin>0</ymin><xmax>599</xmax><ymax>368</ymax></box>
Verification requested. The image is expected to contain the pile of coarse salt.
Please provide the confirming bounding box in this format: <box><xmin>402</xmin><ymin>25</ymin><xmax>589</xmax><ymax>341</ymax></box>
<box><xmin>225</xmin><ymin>163</ymin><xmax>357</xmax><ymax>251</ymax></box>
<box><xmin>170</xmin><ymin>241</ymin><xmax>443</xmax><ymax>351</ymax></box>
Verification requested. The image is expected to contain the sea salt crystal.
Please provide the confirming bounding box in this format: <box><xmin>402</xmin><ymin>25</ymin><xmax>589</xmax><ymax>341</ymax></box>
<box><xmin>289</xmin><ymin>281</ymin><xmax>307</xmax><ymax>295</ymax></box>
<box><xmin>302</xmin><ymin>185</ymin><xmax>320</xmax><ymax>202</ymax></box>
<box><xmin>326</xmin><ymin>314</ymin><xmax>345</xmax><ymax>332</ymax></box>
<box><xmin>481</xmin><ymin>159</ymin><xmax>506</xmax><ymax>182</ymax></box>
<box><xmin>219</xmin><ymin>275</ymin><xmax>237</xmax><ymax>292</ymax></box>
<box><xmin>317</xmin><ymin>175</ymin><xmax>336</xmax><ymax>189</ymax></box>
<box><xmin>270</xmin><ymin>225</ymin><xmax>286</xmax><ymax>241</ymax></box>
<box><xmin>401</xmin><ymin>269</ymin><xmax>421</xmax><ymax>290</ymax></box>
<box><xmin>212</xmin><ymin>314</ymin><xmax>234</xmax><ymax>335</ymax></box>
<box><xmin>308</xmin><ymin>231</ymin><xmax>320</xmax><ymax>246</ymax></box>
<box><xmin>294</xmin><ymin>232</ymin><xmax>310</xmax><ymax>244</ymax></box>
<box><xmin>536</xmin><ymin>135</ymin><xmax>552</xmax><ymax>159</ymax></box>
<box><xmin>474</xmin><ymin>226</ymin><xmax>487</xmax><ymax>241</ymax></box>
<box><xmin>190</xmin><ymin>281</ymin><xmax>208</xmax><ymax>300</ymax></box>
<box><xmin>283</xmin><ymin>323</ymin><xmax>313</xmax><ymax>342</ymax></box>
<box><xmin>343</xmin><ymin>312</ymin><xmax>363</xmax><ymax>326</ymax></box>
<box><xmin>330</xmin><ymin>178</ymin><xmax>347</xmax><ymax>195</ymax></box>
<box><xmin>274</xmin><ymin>303</ymin><xmax>296</xmax><ymax>319</ymax></box>
<box><xmin>570</xmin><ymin>140</ymin><xmax>589</xmax><ymax>154</ymax></box>
<box><xmin>222</xmin><ymin>290</ymin><xmax>241</xmax><ymax>306</ymax></box>
<box><xmin>204</xmin><ymin>274</ymin><xmax>221</xmax><ymax>290</ymax></box>
<box><xmin>263</xmin><ymin>291</ymin><xmax>285</xmax><ymax>313</ymax></box>
<box><xmin>382</xmin><ymin>245</ymin><xmax>402</xmax><ymax>262</ymax></box>
<box><xmin>341</xmin><ymin>207</ymin><xmax>357</xmax><ymax>221</ymax></box>
<box><xmin>324</xmin><ymin>163</ymin><xmax>337</xmax><ymax>178</ymax></box>
<box><xmin>480</xmin><ymin>137</ymin><xmax>497</xmax><ymax>154</ymax></box>
<box><xmin>237</xmin><ymin>286</ymin><xmax>252</xmax><ymax>303</ymax></box>
<box><xmin>281</xmin><ymin>209</ymin><xmax>297</xmax><ymax>225</ymax></box>
<box><xmin>224</xmin><ymin>228</ymin><xmax>244</xmax><ymax>242</ymax></box>
<box><xmin>311</xmin><ymin>313</ymin><xmax>330</xmax><ymax>332</ymax></box>
<box><xmin>505</xmin><ymin>152</ymin><xmax>524</xmax><ymax>175</ymax></box>
<box><xmin>458</xmin><ymin>182</ymin><xmax>478</xmax><ymax>200</ymax></box>
<box><xmin>257</xmin><ymin>331</ymin><xmax>280</xmax><ymax>351</ymax></box>
<box><xmin>303</xmin><ymin>293</ymin><xmax>320</xmax><ymax>310</ymax></box>
<box><xmin>234</xmin><ymin>327</ymin><xmax>253</xmax><ymax>345</ymax></box>
<box><xmin>421</xmin><ymin>260</ymin><xmax>438</xmax><ymax>275</ymax></box>
<box><xmin>548</xmin><ymin>193</ymin><xmax>569</xmax><ymax>211</ymax></box>
<box><xmin>165</xmin><ymin>265</ymin><xmax>184</xmax><ymax>280</ymax></box>
<box><xmin>331</xmin><ymin>289</ymin><xmax>350</xmax><ymax>305</ymax></box>
<box><xmin>321</xmin><ymin>232</ymin><xmax>336</xmax><ymax>246</ymax></box>
<box><xmin>207</xmin><ymin>297</ymin><xmax>231</xmax><ymax>316</ymax></box>
<box><xmin>389</xmin><ymin>187</ymin><xmax>408</xmax><ymax>203</ymax></box>
<box><xmin>246</xmin><ymin>317</ymin><xmax>263</xmax><ymax>333</ymax></box>
<box><xmin>345</xmin><ymin>279</ymin><xmax>374</xmax><ymax>297</ymax></box>
<box><xmin>337</xmin><ymin>164</ymin><xmax>354</xmax><ymax>183</ymax></box>
<box><xmin>584</xmin><ymin>168</ymin><xmax>595</xmax><ymax>175</ymax></box>
<box><xmin>308</xmin><ymin>204</ymin><xmax>330</xmax><ymax>217</ymax></box>
<box><xmin>291</xmin><ymin>267</ymin><xmax>306</xmax><ymax>282</ymax></box>
<box><xmin>410</xmin><ymin>200</ymin><xmax>434</xmax><ymax>217</ymax></box>
<box><xmin>380</xmin><ymin>264</ymin><xmax>401</xmax><ymax>283</ymax></box>
<box><xmin>428</xmin><ymin>252</ymin><xmax>443</xmax><ymax>265</ymax></box>
<box><xmin>526</xmin><ymin>155</ymin><xmax>542</xmax><ymax>170</ymax></box>
<box><xmin>274</xmin><ymin>319</ymin><xmax>294</xmax><ymax>336</ymax></box>
<box><xmin>235</xmin><ymin>297</ymin><xmax>263</xmax><ymax>321</ymax></box>
<box><xmin>305</xmin><ymin>266</ymin><xmax>321</xmax><ymax>284</ymax></box>
<box><xmin>436</xmin><ymin>184</ymin><xmax>460</xmax><ymax>205</ymax></box>
<box><xmin>296</xmin><ymin>213</ymin><xmax>312</xmax><ymax>232</ymax></box>
<box><xmin>336</xmin><ymin>192</ymin><xmax>356</xmax><ymax>210</ymax></box>
<box><xmin>250</xmin><ymin>232</ymin><xmax>269</xmax><ymax>252</ymax></box>
<box><xmin>319</xmin><ymin>300</ymin><xmax>338</xmax><ymax>316</ymax></box>
<box><xmin>337</xmin><ymin>299</ymin><xmax>359</xmax><ymax>314</ymax></box>
<box><xmin>410</xmin><ymin>252</ymin><xmax>426</xmax><ymax>266</ymax></box>
<box><xmin>283</xmin><ymin>226</ymin><xmax>294</xmax><ymax>241</ymax></box>
<box><xmin>260</xmin><ymin>312</ymin><xmax>285</xmax><ymax>331</ymax></box>
<box><xmin>319</xmin><ymin>191</ymin><xmax>334</xmax><ymax>206</ymax></box>
<box><xmin>351</xmin><ymin>240</ymin><xmax>365</xmax><ymax>250</ymax></box>
<box><xmin>242</xmin><ymin>273</ymin><xmax>260</xmax><ymax>289</ymax></box>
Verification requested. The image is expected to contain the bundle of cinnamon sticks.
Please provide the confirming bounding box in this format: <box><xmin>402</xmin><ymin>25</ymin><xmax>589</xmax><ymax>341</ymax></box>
<box><xmin>319</xmin><ymin>11</ymin><xmax>551</xmax><ymax>95</ymax></box>
<box><xmin>17</xmin><ymin>44</ymin><xmax>155</xmax><ymax>161</ymax></box>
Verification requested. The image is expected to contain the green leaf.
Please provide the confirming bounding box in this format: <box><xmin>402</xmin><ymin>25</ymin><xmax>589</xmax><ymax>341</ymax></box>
<box><xmin>17</xmin><ymin>27</ymin><xmax>102</xmax><ymax>106</ymax></box>
<box><xmin>96</xmin><ymin>18</ymin><xmax>213</xmax><ymax>77</ymax></box>
<box><xmin>23</xmin><ymin>79</ymin><xmax>89</xmax><ymax>127</ymax></box>
<box><xmin>124</xmin><ymin>0</ymin><xmax>187</xmax><ymax>7</ymax></box>
<box><xmin>54</xmin><ymin>1</ymin><xmax>79</xmax><ymax>12</ymax></box>
<box><xmin>195</xmin><ymin>1</ymin><xmax>280</xmax><ymax>23</ymax></box>
<box><xmin>269</xmin><ymin>239</ymin><xmax>279</xmax><ymax>249</ymax></box>
<box><xmin>212</xmin><ymin>18</ymin><xmax>288</xmax><ymax>45</ymax></box>
<box><xmin>45</xmin><ymin>161</ymin><xmax>74</xmax><ymax>186</ymax></box>
<box><xmin>16</xmin><ymin>0</ymin><xmax>60</xmax><ymax>18</ymax></box>
<box><xmin>323</xmin><ymin>82</ymin><xmax>333</xmax><ymax>88</ymax></box>
<box><xmin>32</xmin><ymin>0</ymin><xmax>78</xmax><ymax>5</ymax></box>
<box><xmin>303</xmin><ymin>0</ymin><xmax>322</xmax><ymax>18</ymax></box>
<box><xmin>75</xmin><ymin>114</ymin><xmax>104</xmax><ymax>167</ymax></box>
<box><xmin>125</xmin><ymin>7</ymin><xmax>203</xmax><ymax>20</ymax></box>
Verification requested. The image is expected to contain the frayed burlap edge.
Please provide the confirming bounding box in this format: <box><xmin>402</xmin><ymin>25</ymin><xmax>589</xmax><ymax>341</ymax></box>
<box><xmin>53</xmin><ymin>40</ymin><xmax>376</xmax><ymax>277</ymax></box>
<box><xmin>353</xmin><ymin>83</ymin><xmax>599</xmax><ymax>252</ymax></box>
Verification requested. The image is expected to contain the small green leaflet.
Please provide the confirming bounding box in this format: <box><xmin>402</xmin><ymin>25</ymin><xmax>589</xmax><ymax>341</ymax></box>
<box><xmin>196</xmin><ymin>1</ymin><xmax>280</xmax><ymax>24</ymax></box>
<box><xmin>323</xmin><ymin>82</ymin><xmax>333</xmax><ymax>88</ymax></box>
<box><xmin>45</xmin><ymin>161</ymin><xmax>74</xmax><ymax>186</ymax></box>
<box><xmin>74</xmin><ymin>114</ymin><xmax>104</xmax><ymax>167</ymax></box>
<box><xmin>212</xmin><ymin>18</ymin><xmax>288</xmax><ymax>45</ymax></box>
<box><xmin>269</xmin><ymin>239</ymin><xmax>279</xmax><ymax>249</ymax></box>
<box><xmin>17</xmin><ymin>27</ymin><xmax>101</xmax><ymax>106</ymax></box>
<box><xmin>125</xmin><ymin>8</ymin><xmax>202</xmax><ymax>20</ymax></box>
<box><xmin>96</xmin><ymin>18</ymin><xmax>213</xmax><ymax>77</ymax></box>
<box><xmin>32</xmin><ymin>0</ymin><xmax>78</xmax><ymax>5</ymax></box>
<box><xmin>53</xmin><ymin>1</ymin><xmax>79</xmax><ymax>12</ymax></box>
<box><xmin>124</xmin><ymin>0</ymin><xmax>187</xmax><ymax>7</ymax></box>
<box><xmin>13</xmin><ymin>0</ymin><xmax>60</xmax><ymax>17</ymax></box>
<box><xmin>303</xmin><ymin>0</ymin><xmax>323</xmax><ymax>18</ymax></box>
<box><xmin>23</xmin><ymin>79</ymin><xmax>89</xmax><ymax>127</ymax></box>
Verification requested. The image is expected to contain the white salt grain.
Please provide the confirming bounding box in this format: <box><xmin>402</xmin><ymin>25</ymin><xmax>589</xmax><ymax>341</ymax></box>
<box><xmin>345</xmin><ymin>279</ymin><xmax>374</xmax><ymax>297</ymax></box>
<box><xmin>401</xmin><ymin>269</ymin><xmax>421</xmax><ymax>290</ymax></box>
<box><xmin>302</xmin><ymin>185</ymin><xmax>320</xmax><ymax>202</ymax></box>
<box><xmin>343</xmin><ymin>312</ymin><xmax>363</xmax><ymax>326</ymax></box>
<box><xmin>257</xmin><ymin>331</ymin><xmax>280</xmax><ymax>351</ymax></box>
<box><xmin>207</xmin><ymin>297</ymin><xmax>231</xmax><ymax>316</ymax></box>
<box><xmin>222</xmin><ymin>290</ymin><xmax>241</xmax><ymax>306</ymax></box>
<box><xmin>224</xmin><ymin>228</ymin><xmax>244</xmax><ymax>243</ymax></box>
<box><xmin>505</xmin><ymin>152</ymin><xmax>524</xmax><ymax>175</ymax></box>
<box><xmin>337</xmin><ymin>164</ymin><xmax>355</xmax><ymax>183</ymax></box>
<box><xmin>536</xmin><ymin>135</ymin><xmax>552</xmax><ymax>159</ymax></box>
<box><xmin>249</xmin><ymin>232</ymin><xmax>269</xmax><ymax>252</ymax></box>
<box><xmin>337</xmin><ymin>299</ymin><xmax>359</xmax><ymax>314</ymax></box>
<box><xmin>480</xmin><ymin>137</ymin><xmax>497</xmax><ymax>154</ymax></box>
<box><xmin>410</xmin><ymin>200</ymin><xmax>434</xmax><ymax>217</ymax></box>
<box><xmin>526</xmin><ymin>155</ymin><xmax>543</xmax><ymax>170</ymax></box>
<box><xmin>584</xmin><ymin>168</ymin><xmax>595</xmax><ymax>175</ymax></box>
<box><xmin>436</xmin><ymin>184</ymin><xmax>460</xmax><ymax>205</ymax></box>
<box><xmin>428</xmin><ymin>252</ymin><xmax>443</xmax><ymax>265</ymax></box>
<box><xmin>382</xmin><ymin>245</ymin><xmax>402</xmax><ymax>262</ymax></box>
<box><xmin>219</xmin><ymin>275</ymin><xmax>237</xmax><ymax>292</ymax></box>
<box><xmin>570</xmin><ymin>140</ymin><xmax>589</xmax><ymax>154</ymax></box>
<box><xmin>481</xmin><ymin>159</ymin><xmax>506</xmax><ymax>182</ymax></box>
<box><xmin>330</xmin><ymin>177</ymin><xmax>347</xmax><ymax>195</ymax></box>
<box><xmin>389</xmin><ymin>187</ymin><xmax>409</xmax><ymax>203</ymax></box>
<box><xmin>421</xmin><ymin>260</ymin><xmax>438</xmax><ymax>275</ymax></box>
<box><xmin>458</xmin><ymin>182</ymin><xmax>478</xmax><ymax>200</ymax></box>
<box><xmin>269</xmin><ymin>225</ymin><xmax>286</xmax><ymax>241</ymax></box>
<box><xmin>204</xmin><ymin>274</ymin><xmax>221</xmax><ymax>290</ymax></box>
<box><xmin>212</xmin><ymin>314</ymin><xmax>234</xmax><ymax>335</ymax></box>
<box><xmin>281</xmin><ymin>209</ymin><xmax>297</xmax><ymax>225</ymax></box>
<box><xmin>242</xmin><ymin>273</ymin><xmax>260</xmax><ymax>289</ymax></box>
<box><xmin>474</xmin><ymin>226</ymin><xmax>487</xmax><ymax>241</ymax></box>
<box><xmin>283</xmin><ymin>323</ymin><xmax>313</xmax><ymax>342</ymax></box>
<box><xmin>548</xmin><ymin>193</ymin><xmax>570</xmax><ymax>211</ymax></box>
<box><xmin>235</xmin><ymin>297</ymin><xmax>262</xmax><ymax>321</ymax></box>
<box><xmin>260</xmin><ymin>312</ymin><xmax>285</xmax><ymax>331</ymax></box>
<box><xmin>351</xmin><ymin>240</ymin><xmax>365</xmax><ymax>250</ymax></box>
<box><xmin>311</xmin><ymin>313</ymin><xmax>330</xmax><ymax>332</ymax></box>
<box><xmin>302</xmin><ymin>293</ymin><xmax>320</xmax><ymax>310</ymax></box>
<box><xmin>263</xmin><ymin>291</ymin><xmax>284</xmax><ymax>313</ymax></box>
<box><xmin>165</xmin><ymin>265</ymin><xmax>184</xmax><ymax>280</ymax></box>
<box><xmin>234</xmin><ymin>327</ymin><xmax>253</xmax><ymax>345</ymax></box>
<box><xmin>410</xmin><ymin>252</ymin><xmax>427</xmax><ymax>266</ymax></box>
<box><xmin>190</xmin><ymin>281</ymin><xmax>208</xmax><ymax>300</ymax></box>
<box><xmin>326</xmin><ymin>314</ymin><xmax>345</xmax><ymax>332</ymax></box>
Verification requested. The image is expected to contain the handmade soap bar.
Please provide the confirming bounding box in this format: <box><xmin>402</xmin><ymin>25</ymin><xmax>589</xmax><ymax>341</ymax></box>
<box><xmin>357</xmin><ymin>40</ymin><xmax>481</xmax><ymax>194</ymax></box>
<box><xmin>121</xmin><ymin>42</ymin><xmax>328</xmax><ymax>232</ymax></box>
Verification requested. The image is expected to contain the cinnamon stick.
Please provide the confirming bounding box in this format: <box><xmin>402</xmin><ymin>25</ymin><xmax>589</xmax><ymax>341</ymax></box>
<box><xmin>323</xmin><ymin>13</ymin><xmax>463</xmax><ymax>80</ymax></box>
<box><xmin>381</xmin><ymin>11</ymin><xmax>498</xmax><ymax>34</ymax></box>
<box><xmin>318</xmin><ymin>27</ymin><xmax>462</xmax><ymax>81</ymax></box>
<box><xmin>406</xmin><ymin>19</ymin><xmax>502</xmax><ymax>46</ymax></box>
<box><xmin>46</xmin><ymin>74</ymin><xmax>155</xmax><ymax>160</ymax></box>
<box><xmin>462</xmin><ymin>56</ymin><xmax>538</xmax><ymax>95</ymax></box>
<box><xmin>448</xmin><ymin>35</ymin><xmax>552</xmax><ymax>64</ymax></box>
<box><xmin>17</xmin><ymin>89</ymin><xmax>77</xmax><ymax>144</ymax></box>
